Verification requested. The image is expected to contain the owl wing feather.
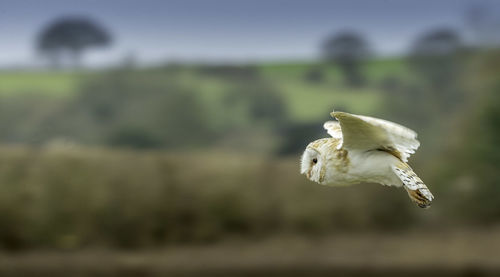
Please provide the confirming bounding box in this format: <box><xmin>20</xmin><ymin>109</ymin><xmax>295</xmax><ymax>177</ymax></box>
<box><xmin>329</xmin><ymin>111</ymin><xmax>420</xmax><ymax>162</ymax></box>
<box><xmin>323</xmin><ymin>121</ymin><xmax>343</xmax><ymax>139</ymax></box>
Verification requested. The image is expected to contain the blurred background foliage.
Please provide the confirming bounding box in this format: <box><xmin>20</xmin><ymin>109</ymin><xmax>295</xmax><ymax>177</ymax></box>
<box><xmin>1</xmin><ymin>1</ymin><xmax>500</xmax><ymax>275</ymax></box>
<box><xmin>0</xmin><ymin>38</ymin><xmax>499</xmax><ymax>251</ymax></box>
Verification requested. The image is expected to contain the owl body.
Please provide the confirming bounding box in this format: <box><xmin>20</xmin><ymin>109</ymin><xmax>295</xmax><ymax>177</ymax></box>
<box><xmin>301</xmin><ymin>110</ymin><xmax>434</xmax><ymax>208</ymax></box>
<box><xmin>302</xmin><ymin>138</ymin><xmax>402</xmax><ymax>187</ymax></box>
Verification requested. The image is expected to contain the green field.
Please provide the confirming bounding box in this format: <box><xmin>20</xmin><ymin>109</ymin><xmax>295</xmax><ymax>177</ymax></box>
<box><xmin>0</xmin><ymin>58</ymin><xmax>407</xmax><ymax>123</ymax></box>
<box><xmin>0</xmin><ymin>71</ymin><xmax>82</xmax><ymax>96</ymax></box>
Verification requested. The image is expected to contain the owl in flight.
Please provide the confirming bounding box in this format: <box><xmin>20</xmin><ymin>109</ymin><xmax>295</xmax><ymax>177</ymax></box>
<box><xmin>301</xmin><ymin>110</ymin><xmax>434</xmax><ymax>208</ymax></box>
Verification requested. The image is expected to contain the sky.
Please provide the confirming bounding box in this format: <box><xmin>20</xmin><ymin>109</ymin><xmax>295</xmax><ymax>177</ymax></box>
<box><xmin>0</xmin><ymin>0</ymin><xmax>499</xmax><ymax>67</ymax></box>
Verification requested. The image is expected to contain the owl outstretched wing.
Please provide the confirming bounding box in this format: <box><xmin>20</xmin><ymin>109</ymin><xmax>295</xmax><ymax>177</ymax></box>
<box><xmin>329</xmin><ymin>111</ymin><xmax>420</xmax><ymax>162</ymax></box>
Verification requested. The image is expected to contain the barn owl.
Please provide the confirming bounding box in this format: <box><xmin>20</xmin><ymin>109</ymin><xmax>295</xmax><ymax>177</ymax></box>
<box><xmin>300</xmin><ymin>110</ymin><xmax>434</xmax><ymax>208</ymax></box>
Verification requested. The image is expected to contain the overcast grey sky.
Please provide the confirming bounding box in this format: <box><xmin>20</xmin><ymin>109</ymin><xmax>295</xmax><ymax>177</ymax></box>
<box><xmin>0</xmin><ymin>0</ymin><xmax>499</xmax><ymax>66</ymax></box>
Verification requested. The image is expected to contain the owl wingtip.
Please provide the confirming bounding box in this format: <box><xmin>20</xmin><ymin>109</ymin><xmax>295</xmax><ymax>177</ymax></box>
<box><xmin>330</xmin><ymin>108</ymin><xmax>335</xmax><ymax>118</ymax></box>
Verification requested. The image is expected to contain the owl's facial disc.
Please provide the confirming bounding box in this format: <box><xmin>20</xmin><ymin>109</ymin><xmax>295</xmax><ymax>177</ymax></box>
<box><xmin>300</xmin><ymin>147</ymin><xmax>323</xmax><ymax>183</ymax></box>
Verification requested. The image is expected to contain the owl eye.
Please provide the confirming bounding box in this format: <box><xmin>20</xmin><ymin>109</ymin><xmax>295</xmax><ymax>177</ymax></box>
<box><xmin>312</xmin><ymin>158</ymin><xmax>318</xmax><ymax>164</ymax></box>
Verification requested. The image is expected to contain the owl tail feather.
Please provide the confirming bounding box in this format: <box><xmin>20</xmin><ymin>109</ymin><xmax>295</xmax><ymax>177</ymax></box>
<box><xmin>392</xmin><ymin>164</ymin><xmax>434</xmax><ymax>209</ymax></box>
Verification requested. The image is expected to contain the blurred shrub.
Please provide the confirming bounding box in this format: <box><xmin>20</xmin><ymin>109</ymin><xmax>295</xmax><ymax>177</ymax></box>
<box><xmin>0</xmin><ymin>68</ymin><xmax>289</xmax><ymax>152</ymax></box>
<box><xmin>277</xmin><ymin>121</ymin><xmax>325</xmax><ymax>155</ymax></box>
<box><xmin>196</xmin><ymin>65</ymin><xmax>259</xmax><ymax>81</ymax></box>
<box><xmin>0</xmin><ymin>95</ymin><xmax>67</xmax><ymax>144</ymax></box>
<box><xmin>222</xmin><ymin>79</ymin><xmax>287</xmax><ymax>127</ymax></box>
<box><xmin>303</xmin><ymin>66</ymin><xmax>325</xmax><ymax>83</ymax></box>
<box><xmin>379</xmin><ymin>77</ymin><xmax>434</xmax><ymax>131</ymax></box>
<box><xmin>64</xmin><ymin>71</ymin><xmax>213</xmax><ymax>148</ymax></box>
<box><xmin>437</xmin><ymin>50</ymin><xmax>500</xmax><ymax>224</ymax></box>
<box><xmin>0</xmin><ymin>146</ymin><xmax>419</xmax><ymax>250</ymax></box>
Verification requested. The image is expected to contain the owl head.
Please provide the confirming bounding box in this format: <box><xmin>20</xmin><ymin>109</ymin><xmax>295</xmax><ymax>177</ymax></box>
<box><xmin>300</xmin><ymin>145</ymin><xmax>325</xmax><ymax>184</ymax></box>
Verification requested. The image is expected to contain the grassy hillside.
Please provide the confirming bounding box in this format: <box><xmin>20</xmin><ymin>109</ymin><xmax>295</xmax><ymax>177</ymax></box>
<box><xmin>0</xmin><ymin>71</ymin><xmax>81</xmax><ymax>96</ymax></box>
<box><xmin>0</xmin><ymin>58</ymin><xmax>407</xmax><ymax>124</ymax></box>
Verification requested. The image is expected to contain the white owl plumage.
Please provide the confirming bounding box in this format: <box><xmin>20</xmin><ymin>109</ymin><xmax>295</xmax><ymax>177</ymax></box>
<box><xmin>301</xmin><ymin>109</ymin><xmax>434</xmax><ymax>208</ymax></box>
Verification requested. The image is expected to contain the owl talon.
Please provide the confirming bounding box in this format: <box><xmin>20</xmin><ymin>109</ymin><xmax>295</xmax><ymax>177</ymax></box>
<box><xmin>417</xmin><ymin>202</ymin><xmax>431</xmax><ymax>209</ymax></box>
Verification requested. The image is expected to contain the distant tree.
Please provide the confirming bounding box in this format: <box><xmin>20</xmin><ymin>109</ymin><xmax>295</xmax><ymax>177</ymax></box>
<box><xmin>322</xmin><ymin>31</ymin><xmax>371</xmax><ymax>87</ymax></box>
<box><xmin>465</xmin><ymin>3</ymin><xmax>500</xmax><ymax>47</ymax></box>
<box><xmin>37</xmin><ymin>16</ymin><xmax>112</xmax><ymax>68</ymax></box>
<box><xmin>409</xmin><ymin>28</ymin><xmax>462</xmax><ymax>88</ymax></box>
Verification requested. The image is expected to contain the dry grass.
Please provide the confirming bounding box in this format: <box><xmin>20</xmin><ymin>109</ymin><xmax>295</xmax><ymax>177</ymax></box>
<box><xmin>0</xmin><ymin>145</ymin><xmax>498</xmax><ymax>276</ymax></box>
<box><xmin>1</xmin><ymin>227</ymin><xmax>500</xmax><ymax>276</ymax></box>
<box><xmin>0</xmin><ymin>145</ymin><xmax>421</xmax><ymax>250</ymax></box>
